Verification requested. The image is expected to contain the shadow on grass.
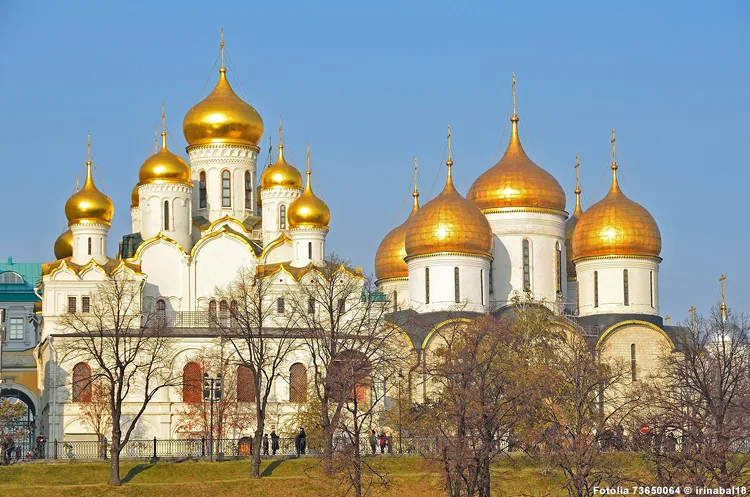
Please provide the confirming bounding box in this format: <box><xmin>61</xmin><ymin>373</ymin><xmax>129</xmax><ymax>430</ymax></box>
<box><xmin>261</xmin><ymin>459</ymin><xmax>286</xmax><ymax>477</ymax></box>
<box><xmin>122</xmin><ymin>463</ymin><xmax>154</xmax><ymax>483</ymax></box>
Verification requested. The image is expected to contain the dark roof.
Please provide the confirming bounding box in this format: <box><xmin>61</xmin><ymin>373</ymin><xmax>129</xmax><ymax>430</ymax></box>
<box><xmin>386</xmin><ymin>309</ymin><xmax>483</xmax><ymax>350</ymax></box>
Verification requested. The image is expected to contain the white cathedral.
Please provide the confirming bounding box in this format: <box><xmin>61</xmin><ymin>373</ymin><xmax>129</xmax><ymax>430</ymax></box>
<box><xmin>35</xmin><ymin>46</ymin><xmax>679</xmax><ymax>442</ymax></box>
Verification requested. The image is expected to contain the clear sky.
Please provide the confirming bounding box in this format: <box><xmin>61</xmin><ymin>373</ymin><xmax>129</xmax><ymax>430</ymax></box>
<box><xmin>0</xmin><ymin>1</ymin><xmax>747</xmax><ymax>321</ymax></box>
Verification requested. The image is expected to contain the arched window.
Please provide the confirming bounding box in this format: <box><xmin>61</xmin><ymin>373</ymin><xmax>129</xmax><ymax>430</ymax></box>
<box><xmin>182</xmin><ymin>362</ymin><xmax>202</xmax><ymax>403</ymax></box>
<box><xmin>631</xmin><ymin>344</ymin><xmax>637</xmax><ymax>381</ymax></box>
<box><xmin>219</xmin><ymin>300</ymin><xmax>229</xmax><ymax>326</ymax></box>
<box><xmin>308</xmin><ymin>242</ymin><xmax>312</xmax><ymax>260</ymax></box>
<box><xmin>594</xmin><ymin>271</ymin><xmax>599</xmax><ymax>308</ymax></box>
<box><xmin>289</xmin><ymin>363</ymin><xmax>308</xmax><ymax>403</ymax></box>
<box><xmin>649</xmin><ymin>271</ymin><xmax>654</xmax><ymax>308</ymax></box>
<box><xmin>163</xmin><ymin>201</ymin><xmax>170</xmax><ymax>231</ymax></box>
<box><xmin>623</xmin><ymin>269</ymin><xmax>630</xmax><ymax>306</ymax></box>
<box><xmin>522</xmin><ymin>239</ymin><xmax>531</xmax><ymax>292</ymax></box>
<box><xmin>0</xmin><ymin>271</ymin><xmax>23</xmax><ymax>284</ymax></box>
<box><xmin>425</xmin><ymin>267</ymin><xmax>430</xmax><ymax>304</ymax></box>
<box><xmin>279</xmin><ymin>204</ymin><xmax>287</xmax><ymax>230</ymax></box>
<box><xmin>230</xmin><ymin>300</ymin><xmax>238</xmax><ymax>321</ymax></box>
<box><xmin>308</xmin><ymin>297</ymin><xmax>316</xmax><ymax>314</ymax></box>
<box><xmin>237</xmin><ymin>365</ymin><xmax>256</xmax><ymax>402</ymax></box>
<box><xmin>156</xmin><ymin>299</ymin><xmax>166</xmax><ymax>314</ymax></box>
<box><xmin>221</xmin><ymin>170</ymin><xmax>231</xmax><ymax>207</ymax></box>
<box><xmin>199</xmin><ymin>171</ymin><xmax>207</xmax><ymax>209</ymax></box>
<box><xmin>393</xmin><ymin>290</ymin><xmax>398</xmax><ymax>312</ymax></box>
<box><xmin>208</xmin><ymin>300</ymin><xmax>217</xmax><ymax>327</ymax></box>
<box><xmin>555</xmin><ymin>242</ymin><xmax>562</xmax><ymax>293</ymax></box>
<box><xmin>72</xmin><ymin>362</ymin><xmax>92</xmax><ymax>402</ymax></box>
<box><xmin>489</xmin><ymin>262</ymin><xmax>494</xmax><ymax>295</ymax></box>
<box><xmin>245</xmin><ymin>171</ymin><xmax>252</xmax><ymax>209</ymax></box>
<box><xmin>87</xmin><ymin>237</ymin><xmax>92</xmax><ymax>255</ymax></box>
<box><xmin>480</xmin><ymin>270</ymin><xmax>484</xmax><ymax>305</ymax></box>
<box><xmin>454</xmin><ymin>267</ymin><xmax>460</xmax><ymax>303</ymax></box>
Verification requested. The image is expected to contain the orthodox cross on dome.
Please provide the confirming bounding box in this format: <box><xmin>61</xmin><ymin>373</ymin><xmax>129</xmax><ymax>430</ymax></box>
<box><xmin>574</xmin><ymin>155</ymin><xmax>581</xmax><ymax>193</ymax></box>
<box><xmin>689</xmin><ymin>305</ymin><xmax>696</xmax><ymax>333</ymax></box>
<box><xmin>220</xmin><ymin>28</ymin><xmax>225</xmax><ymax>69</ymax></box>
<box><xmin>413</xmin><ymin>157</ymin><xmax>419</xmax><ymax>196</ymax></box>
<box><xmin>720</xmin><ymin>274</ymin><xmax>727</xmax><ymax>321</ymax></box>
<box><xmin>512</xmin><ymin>72</ymin><xmax>517</xmax><ymax>117</ymax></box>
<box><xmin>611</xmin><ymin>128</ymin><xmax>618</xmax><ymax>167</ymax></box>
<box><xmin>279</xmin><ymin>116</ymin><xmax>284</xmax><ymax>146</ymax></box>
<box><xmin>306</xmin><ymin>142</ymin><xmax>311</xmax><ymax>173</ymax></box>
<box><xmin>665</xmin><ymin>314</ymin><xmax>671</xmax><ymax>325</ymax></box>
<box><xmin>86</xmin><ymin>131</ymin><xmax>91</xmax><ymax>160</ymax></box>
<box><xmin>161</xmin><ymin>102</ymin><xmax>166</xmax><ymax>132</ymax></box>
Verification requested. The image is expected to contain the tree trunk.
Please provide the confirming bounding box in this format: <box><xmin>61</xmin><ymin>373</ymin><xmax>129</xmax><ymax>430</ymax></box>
<box><xmin>109</xmin><ymin>446</ymin><xmax>121</xmax><ymax>486</ymax></box>
<box><xmin>251</xmin><ymin>415</ymin><xmax>264</xmax><ymax>478</ymax></box>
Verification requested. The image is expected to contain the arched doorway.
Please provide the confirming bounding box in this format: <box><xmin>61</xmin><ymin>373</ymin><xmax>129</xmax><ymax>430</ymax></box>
<box><xmin>0</xmin><ymin>387</ymin><xmax>37</xmax><ymax>446</ymax></box>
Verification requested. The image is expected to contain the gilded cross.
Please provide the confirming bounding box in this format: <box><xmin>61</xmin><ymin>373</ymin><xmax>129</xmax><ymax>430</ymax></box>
<box><xmin>220</xmin><ymin>28</ymin><xmax>225</xmax><ymax>69</ymax></box>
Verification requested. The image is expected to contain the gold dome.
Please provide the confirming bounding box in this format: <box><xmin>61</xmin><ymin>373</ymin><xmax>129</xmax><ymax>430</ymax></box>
<box><xmin>375</xmin><ymin>168</ymin><xmax>420</xmax><ymax>281</ymax></box>
<box><xmin>564</xmin><ymin>157</ymin><xmax>584</xmax><ymax>277</ymax></box>
<box><xmin>467</xmin><ymin>114</ymin><xmax>566</xmax><ymax>212</ymax></box>
<box><xmin>261</xmin><ymin>143</ymin><xmax>302</xmax><ymax>189</ymax></box>
<box><xmin>138</xmin><ymin>132</ymin><xmax>191</xmax><ymax>186</ymax></box>
<box><xmin>182</xmin><ymin>66</ymin><xmax>264</xmax><ymax>147</ymax></box>
<box><xmin>405</xmin><ymin>133</ymin><xmax>493</xmax><ymax>259</ymax></box>
<box><xmin>131</xmin><ymin>184</ymin><xmax>140</xmax><ymax>207</ymax></box>
<box><xmin>65</xmin><ymin>161</ymin><xmax>114</xmax><ymax>226</ymax></box>
<box><xmin>288</xmin><ymin>164</ymin><xmax>330</xmax><ymax>230</ymax></box>
<box><xmin>53</xmin><ymin>229</ymin><xmax>73</xmax><ymax>260</ymax></box>
<box><xmin>572</xmin><ymin>150</ymin><xmax>661</xmax><ymax>261</ymax></box>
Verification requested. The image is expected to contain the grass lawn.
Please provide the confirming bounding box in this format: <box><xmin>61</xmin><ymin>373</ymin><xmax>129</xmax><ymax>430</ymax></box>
<box><xmin>0</xmin><ymin>454</ymin><xmax>645</xmax><ymax>496</ymax></box>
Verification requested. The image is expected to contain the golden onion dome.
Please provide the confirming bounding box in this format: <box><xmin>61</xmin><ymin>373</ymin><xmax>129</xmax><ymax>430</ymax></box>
<box><xmin>572</xmin><ymin>154</ymin><xmax>661</xmax><ymax>261</ymax></box>
<box><xmin>288</xmin><ymin>168</ymin><xmax>330</xmax><ymax>229</ymax></box>
<box><xmin>131</xmin><ymin>184</ymin><xmax>140</xmax><ymax>207</ymax></box>
<box><xmin>564</xmin><ymin>179</ymin><xmax>584</xmax><ymax>277</ymax></box>
<box><xmin>138</xmin><ymin>132</ymin><xmax>191</xmax><ymax>186</ymax></box>
<box><xmin>65</xmin><ymin>161</ymin><xmax>114</xmax><ymax>226</ymax></box>
<box><xmin>53</xmin><ymin>229</ymin><xmax>73</xmax><ymax>260</ymax></box>
<box><xmin>468</xmin><ymin>114</ymin><xmax>566</xmax><ymax>212</ymax></box>
<box><xmin>261</xmin><ymin>143</ymin><xmax>302</xmax><ymax>189</ymax></box>
<box><xmin>405</xmin><ymin>137</ymin><xmax>493</xmax><ymax>259</ymax></box>
<box><xmin>375</xmin><ymin>175</ymin><xmax>420</xmax><ymax>281</ymax></box>
<box><xmin>182</xmin><ymin>66</ymin><xmax>264</xmax><ymax>147</ymax></box>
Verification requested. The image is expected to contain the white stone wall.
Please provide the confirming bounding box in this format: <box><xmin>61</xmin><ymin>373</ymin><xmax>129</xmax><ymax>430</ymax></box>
<box><xmin>138</xmin><ymin>183</ymin><xmax>193</xmax><ymax>251</ymax></box>
<box><xmin>290</xmin><ymin>228</ymin><xmax>327</xmax><ymax>267</ymax></box>
<box><xmin>260</xmin><ymin>187</ymin><xmax>302</xmax><ymax>246</ymax></box>
<box><xmin>187</xmin><ymin>143</ymin><xmax>259</xmax><ymax>223</ymax></box>
<box><xmin>598</xmin><ymin>323</ymin><xmax>673</xmax><ymax>381</ymax></box>
<box><xmin>576</xmin><ymin>257</ymin><xmax>660</xmax><ymax>316</ymax></box>
<box><xmin>70</xmin><ymin>223</ymin><xmax>109</xmax><ymax>265</ymax></box>
<box><xmin>407</xmin><ymin>253</ymin><xmax>489</xmax><ymax>313</ymax></box>
<box><xmin>130</xmin><ymin>206</ymin><xmax>141</xmax><ymax>234</ymax></box>
<box><xmin>566</xmin><ymin>278</ymin><xmax>578</xmax><ymax>315</ymax></box>
<box><xmin>484</xmin><ymin>210</ymin><xmax>567</xmax><ymax>308</ymax></box>
<box><xmin>377</xmin><ymin>279</ymin><xmax>410</xmax><ymax>312</ymax></box>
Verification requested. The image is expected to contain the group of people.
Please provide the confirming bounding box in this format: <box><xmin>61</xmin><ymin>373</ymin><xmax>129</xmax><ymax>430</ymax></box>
<box><xmin>368</xmin><ymin>430</ymin><xmax>391</xmax><ymax>454</ymax></box>
<box><xmin>1</xmin><ymin>432</ymin><xmax>47</xmax><ymax>464</ymax></box>
<box><xmin>257</xmin><ymin>427</ymin><xmax>307</xmax><ymax>457</ymax></box>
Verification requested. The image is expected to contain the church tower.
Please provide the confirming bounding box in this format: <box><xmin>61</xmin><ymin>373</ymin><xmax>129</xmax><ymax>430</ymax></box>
<box><xmin>287</xmin><ymin>144</ymin><xmax>329</xmax><ymax>267</ymax></box>
<box><xmin>182</xmin><ymin>31</ymin><xmax>263</xmax><ymax>226</ymax></box>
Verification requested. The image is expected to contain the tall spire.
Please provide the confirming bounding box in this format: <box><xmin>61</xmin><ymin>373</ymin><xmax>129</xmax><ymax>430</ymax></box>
<box><xmin>411</xmin><ymin>157</ymin><xmax>420</xmax><ymax>213</ymax></box>
<box><xmin>574</xmin><ymin>155</ymin><xmax>582</xmax><ymax>215</ymax></box>
<box><xmin>720</xmin><ymin>274</ymin><xmax>727</xmax><ymax>322</ymax></box>
<box><xmin>509</xmin><ymin>73</ymin><xmax>520</xmax><ymax>141</ymax></box>
<box><xmin>277</xmin><ymin>116</ymin><xmax>285</xmax><ymax>162</ymax></box>
<box><xmin>86</xmin><ymin>131</ymin><xmax>92</xmax><ymax>161</ymax></box>
<box><xmin>610</xmin><ymin>128</ymin><xmax>620</xmax><ymax>192</ymax></box>
<box><xmin>446</xmin><ymin>124</ymin><xmax>453</xmax><ymax>186</ymax></box>
<box><xmin>161</xmin><ymin>102</ymin><xmax>166</xmax><ymax>131</ymax></box>
<box><xmin>220</xmin><ymin>28</ymin><xmax>225</xmax><ymax>70</ymax></box>
<box><xmin>160</xmin><ymin>103</ymin><xmax>167</xmax><ymax>149</ymax></box>
<box><xmin>512</xmin><ymin>72</ymin><xmax>517</xmax><ymax>117</ymax></box>
<box><xmin>305</xmin><ymin>141</ymin><xmax>312</xmax><ymax>192</ymax></box>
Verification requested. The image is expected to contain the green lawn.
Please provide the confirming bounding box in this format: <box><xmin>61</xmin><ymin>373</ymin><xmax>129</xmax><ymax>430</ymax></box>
<box><xmin>0</xmin><ymin>454</ymin><xmax>644</xmax><ymax>496</ymax></box>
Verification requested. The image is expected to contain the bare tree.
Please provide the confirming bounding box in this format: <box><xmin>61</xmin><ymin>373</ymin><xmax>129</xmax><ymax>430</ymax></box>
<box><xmin>213</xmin><ymin>266</ymin><xmax>299</xmax><ymax>478</ymax></box>
<box><xmin>79</xmin><ymin>379</ymin><xmax>112</xmax><ymax>444</ymax></box>
<box><xmin>289</xmin><ymin>254</ymin><xmax>407</xmax><ymax>495</ymax></box>
<box><xmin>637</xmin><ymin>305</ymin><xmax>750</xmax><ymax>488</ymax></box>
<box><xmin>58</xmin><ymin>274</ymin><xmax>179</xmax><ymax>486</ymax></box>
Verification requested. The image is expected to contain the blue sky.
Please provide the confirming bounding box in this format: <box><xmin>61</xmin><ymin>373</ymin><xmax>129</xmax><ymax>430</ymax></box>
<box><xmin>0</xmin><ymin>1</ymin><xmax>747</xmax><ymax>321</ymax></box>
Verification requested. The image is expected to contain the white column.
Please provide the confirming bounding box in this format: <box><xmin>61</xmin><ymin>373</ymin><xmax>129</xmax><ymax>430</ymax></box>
<box><xmin>130</xmin><ymin>206</ymin><xmax>141</xmax><ymax>234</ymax></box>
<box><xmin>70</xmin><ymin>222</ymin><xmax>109</xmax><ymax>265</ymax></box>
<box><xmin>576</xmin><ymin>257</ymin><xmax>660</xmax><ymax>317</ymax></box>
<box><xmin>377</xmin><ymin>279</ymin><xmax>411</xmax><ymax>312</ymax></box>
<box><xmin>260</xmin><ymin>187</ymin><xmax>302</xmax><ymax>246</ymax></box>
<box><xmin>139</xmin><ymin>183</ymin><xmax>194</xmax><ymax>251</ymax></box>
<box><xmin>407</xmin><ymin>254</ymin><xmax>490</xmax><ymax>313</ymax></box>
<box><xmin>290</xmin><ymin>228</ymin><xmax>327</xmax><ymax>267</ymax></box>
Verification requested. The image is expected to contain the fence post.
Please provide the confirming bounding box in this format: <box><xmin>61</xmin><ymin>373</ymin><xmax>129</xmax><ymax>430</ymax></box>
<box><xmin>153</xmin><ymin>437</ymin><xmax>157</xmax><ymax>459</ymax></box>
<box><xmin>54</xmin><ymin>439</ymin><xmax>58</xmax><ymax>459</ymax></box>
<box><xmin>201</xmin><ymin>436</ymin><xmax>205</xmax><ymax>457</ymax></box>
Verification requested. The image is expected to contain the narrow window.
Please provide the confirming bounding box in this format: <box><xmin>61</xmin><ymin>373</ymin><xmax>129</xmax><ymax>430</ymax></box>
<box><xmin>279</xmin><ymin>204</ymin><xmax>287</xmax><ymax>230</ymax></box>
<box><xmin>163</xmin><ymin>200</ymin><xmax>170</xmax><ymax>231</ymax></box>
<box><xmin>199</xmin><ymin>171</ymin><xmax>207</xmax><ymax>209</ymax></box>
<box><xmin>576</xmin><ymin>283</ymin><xmax>580</xmax><ymax>315</ymax></box>
<box><xmin>182</xmin><ymin>362</ymin><xmax>202</xmax><ymax>403</ymax></box>
<box><xmin>87</xmin><ymin>237</ymin><xmax>92</xmax><ymax>255</ymax></box>
<box><xmin>289</xmin><ymin>363</ymin><xmax>308</xmax><ymax>403</ymax></box>
<box><xmin>222</xmin><ymin>170</ymin><xmax>231</xmax><ymax>207</ymax></box>
<box><xmin>649</xmin><ymin>271</ymin><xmax>654</xmax><ymax>308</ymax></box>
<box><xmin>308</xmin><ymin>242</ymin><xmax>313</xmax><ymax>260</ymax></box>
<box><xmin>454</xmin><ymin>267</ymin><xmax>460</xmax><ymax>303</ymax></box>
<box><xmin>219</xmin><ymin>300</ymin><xmax>229</xmax><ymax>325</ymax></box>
<box><xmin>237</xmin><ymin>365</ymin><xmax>256</xmax><ymax>402</ymax></box>
<box><xmin>338</xmin><ymin>298</ymin><xmax>346</xmax><ymax>314</ymax></box>
<box><xmin>100</xmin><ymin>238</ymin><xmax>103</xmax><ymax>255</ymax></box>
<box><xmin>489</xmin><ymin>262</ymin><xmax>494</xmax><ymax>295</ymax></box>
<box><xmin>244</xmin><ymin>171</ymin><xmax>252</xmax><ymax>209</ymax></box>
<box><xmin>277</xmin><ymin>297</ymin><xmax>285</xmax><ymax>314</ymax></box>
<box><xmin>208</xmin><ymin>300</ymin><xmax>217</xmax><ymax>326</ymax></box>
<box><xmin>393</xmin><ymin>290</ymin><xmax>398</xmax><ymax>312</ymax></box>
<box><xmin>623</xmin><ymin>269</ymin><xmax>630</xmax><ymax>306</ymax></box>
<box><xmin>425</xmin><ymin>267</ymin><xmax>430</xmax><ymax>304</ymax></box>
<box><xmin>480</xmin><ymin>270</ymin><xmax>484</xmax><ymax>305</ymax></box>
<box><xmin>308</xmin><ymin>297</ymin><xmax>315</xmax><ymax>314</ymax></box>
<box><xmin>68</xmin><ymin>296</ymin><xmax>77</xmax><ymax>313</ymax></box>
<box><xmin>72</xmin><ymin>362</ymin><xmax>92</xmax><ymax>402</ymax></box>
<box><xmin>555</xmin><ymin>242</ymin><xmax>562</xmax><ymax>293</ymax></box>
<box><xmin>631</xmin><ymin>344</ymin><xmax>637</xmax><ymax>381</ymax></box>
<box><xmin>81</xmin><ymin>296</ymin><xmax>91</xmax><ymax>313</ymax></box>
<box><xmin>522</xmin><ymin>239</ymin><xmax>531</xmax><ymax>292</ymax></box>
<box><xmin>594</xmin><ymin>271</ymin><xmax>599</xmax><ymax>308</ymax></box>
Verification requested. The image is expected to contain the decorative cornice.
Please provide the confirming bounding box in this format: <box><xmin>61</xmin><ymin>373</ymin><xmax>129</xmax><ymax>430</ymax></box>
<box><xmin>186</xmin><ymin>142</ymin><xmax>260</xmax><ymax>155</ymax></box>
<box><xmin>260</xmin><ymin>187</ymin><xmax>303</xmax><ymax>199</ymax></box>
<box><xmin>128</xmin><ymin>232</ymin><xmax>189</xmax><ymax>261</ymax></box>
<box><xmin>375</xmin><ymin>276</ymin><xmax>408</xmax><ymax>286</ymax></box>
<box><xmin>289</xmin><ymin>226</ymin><xmax>329</xmax><ymax>234</ymax></box>
<box><xmin>404</xmin><ymin>251</ymin><xmax>492</xmax><ymax>263</ymax></box>
<box><xmin>482</xmin><ymin>206</ymin><xmax>568</xmax><ymax>217</ymax></box>
<box><xmin>138</xmin><ymin>182</ymin><xmax>193</xmax><ymax>192</ymax></box>
<box><xmin>573</xmin><ymin>254</ymin><xmax>663</xmax><ymax>263</ymax></box>
<box><xmin>596</xmin><ymin>319</ymin><xmax>675</xmax><ymax>351</ymax></box>
<box><xmin>190</xmin><ymin>226</ymin><xmax>257</xmax><ymax>259</ymax></box>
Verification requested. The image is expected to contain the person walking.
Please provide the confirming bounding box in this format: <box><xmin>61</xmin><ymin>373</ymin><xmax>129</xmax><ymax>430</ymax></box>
<box><xmin>379</xmin><ymin>431</ymin><xmax>387</xmax><ymax>454</ymax></box>
<box><xmin>295</xmin><ymin>427</ymin><xmax>307</xmax><ymax>457</ymax></box>
<box><xmin>262</xmin><ymin>434</ymin><xmax>269</xmax><ymax>456</ymax></box>
<box><xmin>100</xmin><ymin>435</ymin><xmax>108</xmax><ymax>460</ymax></box>
<box><xmin>270</xmin><ymin>430</ymin><xmax>280</xmax><ymax>455</ymax></box>
<box><xmin>35</xmin><ymin>433</ymin><xmax>46</xmax><ymax>459</ymax></box>
<box><xmin>369</xmin><ymin>430</ymin><xmax>377</xmax><ymax>455</ymax></box>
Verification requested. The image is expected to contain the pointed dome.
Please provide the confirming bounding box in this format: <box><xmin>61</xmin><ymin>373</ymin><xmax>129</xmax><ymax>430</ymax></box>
<box><xmin>375</xmin><ymin>172</ymin><xmax>420</xmax><ymax>281</ymax></box>
<box><xmin>572</xmin><ymin>141</ymin><xmax>661</xmax><ymax>260</ymax></box>
<box><xmin>131</xmin><ymin>184</ymin><xmax>140</xmax><ymax>207</ymax></box>
<box><xmin>54</xmin><ymin>229</ymin><xmax>73</xmax><ymax>260</ymax></box>
<box><xmin>405</xmin><ymin>138</ymin><xmax>493</xmax><ymax>259</ymax></box>
<box><xmin>467</xmin><ymin>88</ymin><xmax>566</xmax><ymax>212</ymax></box>
<box><xmin>288</xmin><ymin>168</ymin><xmax>330</xmax><ymax>230</ymax></box>
<box><xmin>139</xmin><ymin>131</ymin><xmax>191</xmax><ymax>186</ymax></box>
<box><xmin>65</xmin><ymin>161</ymin><xmax>114</xmax><ymax>226</ymax></box>
<box><xmin>565</xmin><ymin>159</ymin><xmax>584</xmax><ymax>277</ymax></box>
<box><xmin>261</xmin><ymin>143</ymin><xmax>302</xmax><ymax>189</ymax></box>
<box><xmin>182</xmin><ymin>66</ymin><xmax>264</xmax><ymax>147</ymax></box>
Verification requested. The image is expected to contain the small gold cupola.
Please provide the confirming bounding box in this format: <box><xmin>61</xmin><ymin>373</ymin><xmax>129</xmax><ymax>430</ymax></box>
<box><xmin>53</xmin><ymin>229</ymin><xmax>73</xmax><ymax>260</ymax></box>
<box><xmin>260</xmin><ymin>118</ymin><xmax>303</xmax><ymax>190</ymax></box>
<box><xmin>287</xmin><ymin>144</ymin><xmax>330</xmax><ymax>229</ymax></box>
<box><xmin>64</xmin><ymin>136</ymin><xmax>114</xmax><ymax>226</ymax></box>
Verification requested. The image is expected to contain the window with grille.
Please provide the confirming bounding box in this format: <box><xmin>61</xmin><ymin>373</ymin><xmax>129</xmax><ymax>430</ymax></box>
<box><xmin>338</xmin><ymin>299</ymin><xmax>346</xmax><ymax>314</ymax></box>
<box><xmin>425</xmin><ymin>267</ymin><xmax>430</xmax><ymax>304</ymax></box>
<box><xmin>220</xmin><ymin>300</ymin><xmax>229</xmax><ymax>325</ymax></box>
<box><xmin>156</xmin><ymin>299</ymin><xmax>166</xmax><ymax>314</ymax></box>
<box><xmin>594</xmin><ymin>271</ymin><xmax>599</xmax><ymax>308</ymax></box>
<box><xmin>82</xmin><ymin>296</ymin><xmax>91</xmax><ymax>313</ymax></box>
<box><xmin>182</xmin><ymin>362</ymin><xmax>202</xmax><ymax>403</ymax></box>
<box><xmin>199</xmin><ymin>171</ymin><xmax>207</xmax><ymax>209</ymax></box>
<box><xmin>222</xmin><ymin>170</ymin><xmax>231</xmax><ymax>207</ymax></box>
<box><xmin>245</xmin><ymin>171</ymin><xmax>252</xmax><ymax>209</ymax></box>
<box><xmin>72</xmin><ymin>362</ymin><xmax>92</xmax><ymax>402</ymax></box>
<box><xmin>68</xmin><ymin>296</ymin><xmax>77</xmax><ymax>313</ymax></box>
<box><xmin>308</xmin><ymin>297</ymin><xmax>315</xmax><ymax>314</ymax></box>
<box><xmin>289</xmin><ymin>363</ymin><xmax>308</xmax><ymax>403</ymax></box>
<box><xmin>522</xmin><ymin>239</ymin><xmax>531</xmax><ymax>292</ymax></box>
<box><xmin>623</xmin><ymin>269</ymin><xmax>629</xmax><ymax>306</ymax></box>
<box><xmin>0</xmin><ymin>272</ymin><xmax>23</xmax><ymax>284</ymax></box>
<box><xmin>237</xmin><ymin>365</ymin><xmax>256</xmax><ymax>402</ymax></box>
<box><xmin>163</xmin><ymin>201</ymin><xmax>170</xmax><ymax>231</ymax></box>
<box><xmin>454</xmin><ymin>267</ymin><xmax>460</xmax><ymax>303</ymax></box>
<box><xmin>279</xmin><ymin>205</ymin><xmax>287</xmax><ymax>230</ymax></box>
<box><xmin>9</xmin><ymin>318</ymin><xmax>24</xmax><ymax>340</ymax></box>
<box><xmin>277</xmin><ymin>298</ymin><xmax>285</xmax><ymax>314</ymax></box>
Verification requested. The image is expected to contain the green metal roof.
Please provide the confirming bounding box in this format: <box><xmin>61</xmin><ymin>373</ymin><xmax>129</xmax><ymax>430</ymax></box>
<box><xmin>0</xmin><ymin>257</ymin><xmax>42</xmax><ymax>302</ymax></box>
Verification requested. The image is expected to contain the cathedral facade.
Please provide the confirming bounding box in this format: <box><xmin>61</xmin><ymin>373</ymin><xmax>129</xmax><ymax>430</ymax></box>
<box><xmin>35</xmin><ymin>46</ymin><xmax>677</xmax><ymax>442</ymax></box>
